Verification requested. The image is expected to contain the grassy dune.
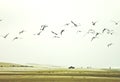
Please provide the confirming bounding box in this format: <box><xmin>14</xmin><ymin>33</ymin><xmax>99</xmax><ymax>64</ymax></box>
<box><xmin>0</xmin><ymin>75</ymin><xmax>120</xmax><ymax>82</ymax></box>
<box><xmin>0</xmin><ymin>68</ymin><xmax>120</xmax><ymax>82</ymax></box>
<box><xmin>0</xmin><ymin>62</ymin><xmax>120</xmax><ymax>82</ymax></box>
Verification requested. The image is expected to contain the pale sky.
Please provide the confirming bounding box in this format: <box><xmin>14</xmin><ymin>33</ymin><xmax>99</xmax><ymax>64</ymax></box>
<box><xmin>0</xmin><ymin>0</ymin><xmax>120</xmax><ymax>68</ymax></box>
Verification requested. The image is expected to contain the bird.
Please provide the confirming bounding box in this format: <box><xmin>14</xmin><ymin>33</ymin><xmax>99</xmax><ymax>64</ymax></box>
<box><xmin>13</xmin><ymin>37</ymin><xmax>22</xmax><ymax>41</ymax></box>
<box><xmin>60</xmin><ymin>29</ymin><xmax>65</xmax><ymax>35</ymax></box>
<box><xmin>13</xmin><ymin>37</ymin><xmax>19</xmax><ymax>41</ymax></box>
<box><xmin>88</xmin><ymin>29</ymin><xmax>95</xmax><ymax>33</ymax></box>
<box><xmin>95</xmin><ymin>32</ymin><xmax>101</xmax><ymax>37</ymax></box>
<box><xmin>64</xmin><ymin>23</ymin><xmax>70</xmax><ymax>26</ymax></box>
<box><xmin>19</xmin><ymin>30</ymin><xmax>25</xmax><ymax>34</ymax></box>
<box><xmin>107</xmin><ymin>30</ymin><xmax>114</xmax><ymax>35</ymax></box>
<box><xmin>87</xmin><ymin>29</ymin><xmax>95</xmax><ymax>34</ymax></box>
<box><xmin>102</xmin><ymin>28</ymin><xmax>113</xmax><ymax>35</ymax></box>
<box><xmin>103</xmin><ymin>29</ymin><xmax>113</xmax><ymax>35</ymax></box>
<box><xmin>92</xmin><ymin>21</ymin><xmax>97</xmax><ymax>26</ymax></box>
<box><xmin>37</xmin><ymin>31</ymin><xmax>42</xmax><ymax>35</ymax></box>
<box><xmin>53</xmin><ymin>36</ymin><xmax>60</xmax><ymax>38</ymax></box>
<box><xmin>110</xmin><ymin>30</ymin><xmax>114</xmax><ymax>35</ymax></box>
<box><xmin>33</xmin><ymin>31</ymin><xmax>42</xmax><ymax>36</ymax></box>
<box><xmin>71</xmin><ymin>21</ymin><xmax>77</xmax><ymax>27</ymax></box>
<box><xmin>91</xmin><ymin>36</ymin><xmax>97</xmax><ymax>42</ymax></box>
<box><xmin>83</xmin><ymin>29</ymin><xmax>95</xmax><ymax>37</ymax></box>
<box><xmin>76</xmin><ymin>30</ymin><xmax>82</xmax><ymax>33</ymax></box>
<box><xmin>111</xmin><ymin>20</ymin><xmax>120</xmax><ymax>25</ymax></box>
<box><xmin>102</xmin><ymin>28</ymin><xmax>107</xmax><ymax>33</ymax></box>
<box><xmin>51</xmin><ymin>31</ymin><xmax>58</xmax><ymax>35</ymax></box>
<box><xmin>1</xmin><ymin>33</ymin><xmax>9</xmax><ymax>38</ymax></box>
<box><xmin>40</xmin><ymin>25</ymin><xmax>48</xmax><ymax>31</ymax></box>
<box><xmin>107</xmin><ymin>43</ymin><xmax>113</xmax><ymax>47</ymax></box>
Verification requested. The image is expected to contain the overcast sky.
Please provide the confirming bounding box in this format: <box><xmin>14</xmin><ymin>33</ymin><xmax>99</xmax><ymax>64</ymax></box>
<box><xmin>0</xmin><ymin>0</ymin><xmax>120</xmax><ymax>68</ymax></box>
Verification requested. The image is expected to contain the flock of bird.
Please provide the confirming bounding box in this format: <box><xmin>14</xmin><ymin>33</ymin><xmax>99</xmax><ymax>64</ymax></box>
<box><xmin>0</xmin><ymin>19</ymin><xmax>119</xmax><ymax>48</ymax></box>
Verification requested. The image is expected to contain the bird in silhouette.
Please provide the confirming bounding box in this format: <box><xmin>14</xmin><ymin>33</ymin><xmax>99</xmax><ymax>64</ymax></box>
<box><xmin>110</xmin><ymin>30</ymin><xmax>114</xmax><ymax>35</ymax></box>
<box><xmin>83</xmin><ymin>29</ymin><xmax>95</xmax><ymax>37</ymax></box>
<box><xmin>107</xmin><ymin>30</ymin><xmax>114</xmax><ymax>35</ymax></box>
<box><xmin>37</xmin><ymin>31</ymin><xmax>42</xmax><ymax>35</ymax></box>
<box><xmin>33</xmin><ymin>31</ymin><xmax>42</xmax><ymax>36</ymax></box>
<box><xmin>40</xmin><ymin>25</ymin><xmax>48</xmax><ymax>31</ymax></box>
<box><xmin>102</xmin><ymin>28</ymin><xmax>108</xmax><ymax>33</ymax></box>
<box><xmin>102</xmin><ymin>28</ymin><xmax>113</xmax><ymax>35</ymax></box>
<box><xmin>51</xmin><ymin>31</ymin><xmax>58</xmax><ymax>35</ymax></box>
<box><xmin>107</xmin><ymin>43</ymin><xmax>113</xmax><ymax>47</ymax></box>
<box><xmin>88</xmin><ymin>29</ymin><xmax>95</xmax><ymax>34</ymax></box>
<box><xmin>64</xmin><ymin>23</ymin><xmax>70</xmax><ymax>26</ymax></box>
<box><xmin>13</xmin><ymin>37</ymin><xmax>22</xmax><ymax>41</ymax></box>
<box><xmin>92</xmin><ymin>21</ymin><xmax>97</xmax><ymax>26</ymax></box>
<box><xmin>71</xmin><ymin>21</ymin><xmax>77</xmax><ymax>27</ymax></box>
<box><xmin>91</xmin><ymin>36</ymin><xmax>97</xmax><ymax>42</ymax></box>
<box><xmin>95</xmin><ymin>32</ymin><xmax>101</xmax><ymax>37</ymax></box>
<box><xmin>53</xmin><ymin>36</ymin><xmax>60</xmax><ymax>38</ymax></box>
<box><xmin>1</xmin><ymin>33</ymin><xmax>9</xmax><ymax>38</ymax></box>
<box><xmin>77</xmin><ymin>30</ymin><xmax>82</xmax><ymax>33</ymax></box>
<box><xmin>13</xmin><ymin>37</ymin><xmax>19</xmax><ymax>41</ymax></box>
<box><xmin>60</xmin><ymin>29</ymin><xmax>65</xmax><ymax>35</ymax></box>
<box><xmin>19</xmin><ymin>30</ymin><xmax>25</xmax><ymax>34</ymax></box>
<box><xmin>111</xmin><ymin>20</ymin><xmax>120</xmax><ymax>25</ymax></box>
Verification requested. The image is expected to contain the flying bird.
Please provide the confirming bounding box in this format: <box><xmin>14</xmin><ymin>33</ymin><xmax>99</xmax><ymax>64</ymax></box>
<box><xmin>107</xmin><ymin>30</ymin><xmax>114</xmax><ymax>35</ymax></box>
<box><xmin>111</xmin><ymin>20</ymin><xmax>120</xmax><ymax>25</ymax></box>
<box><xmin>37</xmin><ymin>31</ymin><xmax>42</xmax><ymax>35</ymax></box>
<box><xmin>83</xmin><ymin>29</ymin><xmax>95</xmax><ymax>37</ymax></box>
<box><xmin>60</xmin><ymin>29</ymin><xmax>65</xmax><ymax>35</ymax></box>
<box><xmin>40</xmin><ymin>25</ymin><xmax>48</xmax><ymax>31</ymax></box>
<box><xmin>88</xmin><ymin>29</ymin><xmax>95</xmax><ymax>34</ymax></box>
<box><xmin>107</xmin><ymin>43</ymin><xmax>113</xmax><ymax>47</ymax></box>
<box><xmin>110</xmin><ymin>30</ymin><xmax>114</xmax><ymax>35</ymax></box>
<box><xmin>102</xmin><ymin>28</ymin><xmax>108</xmax><ymax>33</ymax></box>
<box><xmin>33</xmin><ymin>31</ymin><xmax>42</xmax><ymax>36</ymax></box>
<box><xmin>77</xmin><ymin>30</ymin><xmax>82</xmax><ymax>33</ymax></box>
<box><xmin>19</xmin><ymin>30</ymin><xmax>25</xmax><ymax>34</ymax></box>
<box><xmin>91</xmin><ymin>36</ymin><xmax>97</xmax><ymax>42</ymax></box>
<box><xmin>102</xmin><ymin>28</ymin><xmax>113</xmax><ymax>35</ymax></box>
<box><xmin>64</xmin><ymin>23</ymin><xmax>70</xmax><ymax>26</ymax></box>
<box><xmin>51</xmin><ymin>31</ymin><xmax>58</xmax><ymax>35</ymax></box>
<box><xmin>1</xmin><ymin>33</ymin><xmax>9</xmax><ymax>38</ymax></box>
<box><xmin>95</xmin><ymin>32</ymin><xmax>101</xmax><ymax>37</ymax></box>
<box><xmin>71</xmin><ymin>21</ymin><xmax>78</xmax><ymax>27</ymax></box>
<box><xmin>53</xmin><ymin>36</ymin><xmax>60</xmax><ymax>38</ymax></box>
<box><xmin>13</xmin><ymin>37</ymin><xmax>19</xmax><ymax>41</ymax></box>
<box><xmin>92</xmin><ymin>21</ymin><xmax>97</xmax><ymax>26</ymax></box>
<box><xmin>13</xmin><ymin>37</ymin><xmax>22</xmax><ymax>41</ymax></box>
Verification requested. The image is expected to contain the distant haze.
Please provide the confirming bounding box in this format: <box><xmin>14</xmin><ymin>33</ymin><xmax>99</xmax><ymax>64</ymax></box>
<box><xmin>0</xmin><ymin>0</ymin><xmax>120</xmax><ymax>68</ymax></box>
